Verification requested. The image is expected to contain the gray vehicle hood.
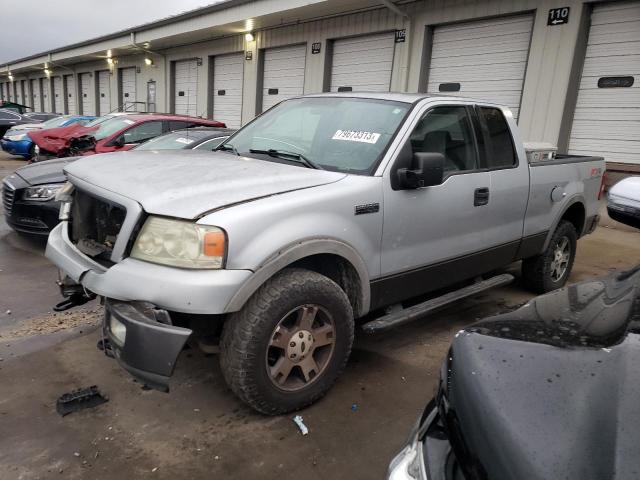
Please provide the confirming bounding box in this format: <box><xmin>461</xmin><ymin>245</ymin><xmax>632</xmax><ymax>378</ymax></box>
<box><xmin>64</xmin><ymin>150</ymin><xmax>347</xmax><ymax>219</ymax></box>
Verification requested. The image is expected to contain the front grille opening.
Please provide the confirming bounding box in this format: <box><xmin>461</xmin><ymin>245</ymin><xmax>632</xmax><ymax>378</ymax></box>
<box><xmin>2</xmin><ymin>183</ymin><xmax>16</xmax><ymax>215</ymax></box>
<box><xmin>69</xmin><ymin>189</ymin><xmax>126</xmax><ymax>265</ymax></box>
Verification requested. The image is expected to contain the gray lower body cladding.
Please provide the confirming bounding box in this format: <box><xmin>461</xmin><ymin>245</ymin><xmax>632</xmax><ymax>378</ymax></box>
<box><xmin>103</xmin><ymin>300</ymin><xmax>192</xmax><ymax>391</ymax></box>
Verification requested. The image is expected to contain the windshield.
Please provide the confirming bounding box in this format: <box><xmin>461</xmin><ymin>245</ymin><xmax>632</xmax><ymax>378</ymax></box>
<box><xmin>84</xmin><ymin>115</ymin><xmax>115</xmax><ymax>128</ymax></box>
<box><xmin>224</xmin><ymin>97</ymin><xmax>411</xmax><ymax>174</ymax></box>
<box><xmin>42</xmin><ymin>116</ymin><xmax>69</xmax><ymax>129</ymax></box>
<box><xmin>93</xmin><ymin>117</ymin><xmax>136</xmax><ymax>140</ymax></box>
<box><xmin>134</xmin><ymin>131</ymin><xmax>211</xmax><ymax>150</ymax></box>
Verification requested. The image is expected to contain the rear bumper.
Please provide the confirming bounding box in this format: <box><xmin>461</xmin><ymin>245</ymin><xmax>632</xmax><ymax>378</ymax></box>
<box><xmin>1</xmin><ymin>138</ymin><xmax>32</xmax><ymax>157</ymax></box>
<box><xmin>103</xmin><ymin>300</ymin><xmax>192</xmax><ymax>391</ymax></box>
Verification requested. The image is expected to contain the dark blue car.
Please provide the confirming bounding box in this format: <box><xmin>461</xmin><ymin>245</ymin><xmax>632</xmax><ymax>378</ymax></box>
<box><xmin>1</xmin><ymin>115</ymin><xmax>95</xmax><ymax>159</ymax></box>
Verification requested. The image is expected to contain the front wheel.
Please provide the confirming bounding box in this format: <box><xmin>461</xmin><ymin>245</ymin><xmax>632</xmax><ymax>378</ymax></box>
<box><xmin>522</xmin><ymin>220</ymin><xmax>577</xmax><ymax>293</ymax></box>
<box><xmin>220</xmin><ymin>268</ymin><xmax>354</xmax><ymax>415</ymax></box>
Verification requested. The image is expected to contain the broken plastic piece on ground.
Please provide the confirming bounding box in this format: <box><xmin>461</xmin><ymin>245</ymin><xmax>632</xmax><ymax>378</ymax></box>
<box><xmin>96</xmin><ymin>338</ymin><xmax>114</xmax><ymax>358</ymax></box>
<box><xmin>293</xmin><ymin>415</ymin><xmax>309</xmax><ymax>435</ymax></box>
<box><xmin>56</xmin><ymin>386</ymin><xmax>108</xmax><ymax>416</ymax></box>
<box><xmin>351</xmin><ymin>403</ymin><xmax>358</xmax><ymax>412</ymax></box>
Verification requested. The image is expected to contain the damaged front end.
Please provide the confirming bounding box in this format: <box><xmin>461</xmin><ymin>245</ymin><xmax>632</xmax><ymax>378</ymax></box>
<box><xmin>102</xmin><ymin>300</ymin><xmax>192</xmax><ymax>392</ymax></box>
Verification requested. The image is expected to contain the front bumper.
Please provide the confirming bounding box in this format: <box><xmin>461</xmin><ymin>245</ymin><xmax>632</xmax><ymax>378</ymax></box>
<box><xmin>1</xmin><ymin>138</ymin><xmax>33</xmax><ymax>157</ymax></box>
<box><xmin>3</xmin><ymin>176</ymin><xmax>61</xmax><ymax>235</ymax></box>
<box><xmin>608</xmin><ymin>203</ymin><xmax>640</xmax><ymax>230</ymax></box>
<box><xmin>103</xmin><ymin>300</ymin><xmax>191</xmax><ymax>391</ymax></box>
<box><xmin>46</xmin><ymin>221</ymin><xmax>253</xmax><ymax>314</ymax></box>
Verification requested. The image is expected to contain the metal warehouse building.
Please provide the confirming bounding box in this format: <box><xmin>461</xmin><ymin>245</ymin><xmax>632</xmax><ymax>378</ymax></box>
<box><xmin>0</xmin><ymin>0</ymin><xmax>638</xmax><ymax>174</ymax></box>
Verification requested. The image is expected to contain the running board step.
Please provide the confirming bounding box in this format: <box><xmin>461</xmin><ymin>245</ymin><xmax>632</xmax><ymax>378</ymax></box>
<box><xmin>362</xmin><ymin>273</ymin><xmax>515</xmax><ymax>334</ymax></box>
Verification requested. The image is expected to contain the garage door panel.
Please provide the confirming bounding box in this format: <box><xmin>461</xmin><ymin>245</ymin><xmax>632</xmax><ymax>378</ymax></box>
<box><xmin>429</xmin><ymin>62</ymin><xmax>528</xmax><ymax>82</ymax></box>
<box><xmin>53</xmin><ymin>77</ymin><xmax>64</xmax><ymax>113</ymax></box>
<box><xmin>65</xmin><ymin>76</ymin><xmax>76</xmax><ymax>114</ymax></box>
<box><xmin>42</xmin><ymin>80</ymin><xmax>50</xmax><ymax>112</ymax></box>
<box><xmin>213</xmin><ymin>53</ymin><xmax>244</xmax><ymax>128</ymax></box>
<box><xmin>432</xmin><ymin>38</ymin><xmax>531</xmax><ymax>59</ymax></box>
<box><xmin>329</xmin><ymin>32</ymin><xmax>394</xmax><ymax>93</ymax></box>
<box><xmin>427</xmin><ymin>14</ymin><xmax>533</xmax><ymax>121</ymax></box>
<box><xmin>262</xmin><ymin>44</ymin><xmax>306</xmax><ymax>112</ymax></box>
<box><xmin>590</xmin><ymin>3</ymin><xmax>640</xmax><ymax>23</ymax></box>
<box><xmin>580</xmin><ymin>53</ymin><xmax>640</xmax><ymax>76</ymax></box>
<box><xmin>30</xmin><ymin>79</ymin><xmax>41</xmax><ymax>110</ymax></box>
<box><xmin>174</xmin><ymin>60</ymin><xmax>198</xmax><ymax>117</ymax></box>
<box><xmin>120</xmin><ymin>67</ymin><xmax>136</xmax><ymax>107</ymax></box>
<box><xmin>79</xmin><ymin>73</ymin><xmax>92</xmax><ymax>115</ymax></box>
<box><xmin>569</xmin><ymin>2</ymin><xmax>640</xmax><ymax>165</ymax></box>
<box><xmin>98</xmin><ymin>71</ymin><xmax>111</xmax><ymax>115</ymax></box>
<box><xmin>570</xmin><ymin>120</ymin><xmax>640</xmax><ymax>140</ymax></box>
<box><xmin>430</xmin><ymin>50</ymin><xmax>531</xmax><ymax>68</ymax></box>
<box><xmin>433</xmin><ymin>18</ymin><xmax>533</xmax><ymax>43</ymax></box>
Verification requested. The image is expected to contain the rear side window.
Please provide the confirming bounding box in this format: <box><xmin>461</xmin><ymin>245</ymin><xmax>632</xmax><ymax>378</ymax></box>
<box><xmin>478</xmin><ymin>107</ymin><xmax>517</xmax><ymax>169</ymax></box>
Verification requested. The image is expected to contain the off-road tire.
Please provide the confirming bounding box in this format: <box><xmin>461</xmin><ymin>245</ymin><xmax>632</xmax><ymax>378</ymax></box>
<box><xmin>522</xmin><ymin>220</ymin><xmax>577</xmax><ymax>293</ymax></box>
<box><xmin>220</xmin><ymin>268</ymin><xmax>354</xmax><ymax>415</ymax></box>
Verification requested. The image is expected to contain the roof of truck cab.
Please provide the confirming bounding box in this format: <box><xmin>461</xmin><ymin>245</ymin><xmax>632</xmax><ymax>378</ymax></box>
<box><xmin>304</xmin><ymin>91</ymin><xmax>506</xmax><ymax>107</ymax></box>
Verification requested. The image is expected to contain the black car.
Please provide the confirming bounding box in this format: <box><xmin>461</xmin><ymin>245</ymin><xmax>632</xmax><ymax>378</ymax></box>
<box><xmin>1</xmin><ymin>127</ymin><xmax>235</xmax><ymax>235</ymax></box>
<box><xmin>387</xmin><ymin>266</ymin><xmax>640</xmax><ymax>480</ymax></box>
<box><xmin>0</xmin><ymin>108</ymin><xmax>45</xmax><ymax>137</ymax></box>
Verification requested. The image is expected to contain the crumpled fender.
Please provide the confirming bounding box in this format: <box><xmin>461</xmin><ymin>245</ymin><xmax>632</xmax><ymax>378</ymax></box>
<box><xmin>29</xmin><ymin>124</ymin><xmax>98</xmax><ymax>154</ymax></box>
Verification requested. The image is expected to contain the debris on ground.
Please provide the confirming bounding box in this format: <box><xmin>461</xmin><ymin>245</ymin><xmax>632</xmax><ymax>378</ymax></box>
<box><xmin>5</xmin><ymin>310</ymin><xmax>11</xmax><ymax>315</ymax></box>
<box><xmin>351</xmin><ymin>403</ymin><xmax>358</xmax><ymax>412</ymax></box>
<box><xmin>293</xmin><ymin>415</ymin><xmax>309</xmax><ymax>436</ymax></box>
<box><xmin>56</xmin><ymin>386</ymin><xmax>109</xmax><ymax>416</ymax></box>
<box><xmin>3</xmin><ymin>307</ymin><xmax>102</xmax><ymax>340</ymax></box>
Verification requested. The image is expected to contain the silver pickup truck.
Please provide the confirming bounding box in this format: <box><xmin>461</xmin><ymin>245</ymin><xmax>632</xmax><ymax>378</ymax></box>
<box><xmin>45</xmin><ymin>93</ymin><xmax>605</xmax><ymax>414</ymax></box>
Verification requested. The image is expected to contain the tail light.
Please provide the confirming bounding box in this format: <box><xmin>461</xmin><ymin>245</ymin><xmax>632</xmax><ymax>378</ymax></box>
<box><xmin>598</xmin><ymin>171</ymin><xmax>607</xmax><ymax>200</ymax></box>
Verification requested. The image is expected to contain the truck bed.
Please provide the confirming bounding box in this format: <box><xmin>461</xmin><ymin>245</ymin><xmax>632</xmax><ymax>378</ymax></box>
<box><xmin>524</xmin><ymin>154</ymin><xmax>605</xmax><ymax>239</ymax></box>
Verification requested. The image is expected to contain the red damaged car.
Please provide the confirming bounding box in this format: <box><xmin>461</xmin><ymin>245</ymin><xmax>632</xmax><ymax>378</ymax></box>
<box><xmin>30</xmin><ymin>113</ymin><xmax>226</xmax><ymax>160</ymax></box>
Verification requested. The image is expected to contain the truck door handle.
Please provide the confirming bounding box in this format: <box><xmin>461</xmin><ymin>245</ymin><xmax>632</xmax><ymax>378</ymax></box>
<box><xmin>474</xmin><ymin>187</ymin><xmax>490</xmax><ymax>206</ymax></box>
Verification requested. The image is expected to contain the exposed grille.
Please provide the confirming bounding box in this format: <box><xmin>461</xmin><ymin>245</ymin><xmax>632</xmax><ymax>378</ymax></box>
<box><xmin>2</xmin><ymin>181</ymin><xmax>15</xmax><ymax>215</ymax></box>
<box><xmin>69</xmin><ymin>189</ymin><xmax>127</xmax><ymax>265</ymax></box>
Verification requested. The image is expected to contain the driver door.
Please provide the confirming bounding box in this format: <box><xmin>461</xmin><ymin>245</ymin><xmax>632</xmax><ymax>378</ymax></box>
<box><xmin>375</xmin><ymin>105</ymin><xmax>491</xmax><ymax>309</ymax></box>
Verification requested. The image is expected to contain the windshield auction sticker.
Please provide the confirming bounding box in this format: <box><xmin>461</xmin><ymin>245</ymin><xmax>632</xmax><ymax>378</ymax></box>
<box><xmin>332</xmin><ymin>130</ymin><xmax>381</xmax><ymax>144</ymax></box>
<box><xmin>175</xmin><ymin>137</ymin><xmax>195</xmax><ymax>144</ymax></box>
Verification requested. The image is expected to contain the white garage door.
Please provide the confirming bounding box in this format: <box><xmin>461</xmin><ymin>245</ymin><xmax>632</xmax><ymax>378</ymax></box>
<box><xmin>174</xmin><ymin>59</ymin><xmax>199</xmax><ymax>116</ymax></box>
<box><xmin>1</xmin><ymin>82</ymin><xmax>6</xmax><ymax>101</ymax></box>
<box><xmin>65</xmin><ymin>75</ymin><xmax>76</xmax><ymax>114</ymax></box>
<box><xmin>30</xmin><ymin>79</ymin><xmax>41</xmax><ymax>111</ymax></box>
<box><xmin>97</xmin><ymin>70</ymin><xmax>111</xmax><ymax>115</ymax></box>
<box><xmin>79</xmin><ymin>73</ymin><xmax>93</xmax><ymax>115</ymax></box>
<box><xmin>262</xmin><ymin>44</ymin><xmax>306</xmax><ymax>112</ymax></box>
<box><xmin>427</xmin><ymin>14</ymin><xmax>534</xmax><ymax>120</ymax></box>
<box><xmin>15</xmin><ymin>80</ymin><xmax>23</xmax><ymax>105</ymax></box>
<box><xmin>42</xmin><ymin>78</ymin><xmax>51</xmax><ymax>112</ymax></box>
<box><xmin>53</xmin><ymin>77</ymin><xmax>64</xmax><ymax>113</ymax></box>
<box><xmin>569</xmin><ymin>1</ymin><xmax>640</xmax><ymax>165</ymax></box>
<box><xmin>120</xmin><ymin>67</ymin><xmax>136</xmax><ymax>109</ymax></box>
<box><xmin>330</xmin><ymin>32</ymin><xmax>395</xmax><ymax>92</ymax></box>
<box><xmin>212</xmin><ymin>53</ymin><xmax>244</xmax><ymax>128</ymax></box>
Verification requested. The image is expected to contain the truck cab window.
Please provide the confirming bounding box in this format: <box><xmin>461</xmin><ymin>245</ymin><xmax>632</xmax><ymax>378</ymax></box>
<box><xmin>479</xmin><ymin>107</ymin><xmax>516</xmax><ymax>168</ymax></box>
<box><xmin>409</xmin><ymin>106</ymin><xmax>477</xmax><ymax>173</ymax></box>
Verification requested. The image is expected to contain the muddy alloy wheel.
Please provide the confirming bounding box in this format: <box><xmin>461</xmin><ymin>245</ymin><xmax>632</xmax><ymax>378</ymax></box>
<box><xmin>220</xmin><ymin>268</ymin><xmax>354</xmax><ymax>415</ymax></box>
<box><xmin>549</xmin><ymin>236</ymin><xmax>571</xmax><ymax>282</ymax></box>
<box><xmin>522</xmin><ymin>220</ymin><xmax>577</xmax><ymax>293</ymax></box>
<box><xmin>267</xmin><ymin>304</ymin><xmax>336</xmax><ymax>391</ymax></box>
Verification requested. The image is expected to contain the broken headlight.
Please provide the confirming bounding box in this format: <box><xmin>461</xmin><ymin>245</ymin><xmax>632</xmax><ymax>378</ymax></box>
<box><xmin>23</xmin><ymin>184</ymin><xmax>64</xmax><ymax>201</ymax></box>
<box><xmin>131</xmin><ymin>216</ymin><xmax>226</xmax><ymax>269</ymax></box>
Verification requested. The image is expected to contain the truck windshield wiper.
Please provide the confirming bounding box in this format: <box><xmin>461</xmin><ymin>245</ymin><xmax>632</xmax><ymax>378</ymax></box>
<box><xmin>215</xmin><ymin>143</ymin><xmax>239</xmax><ymax>155</ymax></box>
<box><xmin>248</xmin><ymin>148</ymin><xmax>322</xmax><ymax>170</ymax></box>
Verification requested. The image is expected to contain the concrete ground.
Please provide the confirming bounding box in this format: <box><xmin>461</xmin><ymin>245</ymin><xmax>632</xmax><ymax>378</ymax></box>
<box><xmin>1</xmin><ymin>150</ymin><xmax>639</xmax><ymax>479</ymax></box>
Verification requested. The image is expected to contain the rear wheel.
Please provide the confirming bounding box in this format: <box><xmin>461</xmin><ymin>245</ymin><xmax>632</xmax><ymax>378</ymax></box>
<box><xmin>220</xmin><ymin>268</ymin><xmax>354</xmax><ymax>414</ymax></box>
<box><xmin>522</xmin><ymin>220</ymin><xmax>577</xmax><ymax>293</ymax></box>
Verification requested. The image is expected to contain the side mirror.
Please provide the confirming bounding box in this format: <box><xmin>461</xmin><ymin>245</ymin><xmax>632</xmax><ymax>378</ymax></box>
<box><xmin>111</xmin><ymin>136</ymin><xmax>125</xmax><ymax>148</ymax></box>
<box><xmin>397</xmin><ymin>152</ymin><xmax>444</xmax><ymax>189</ymax></box>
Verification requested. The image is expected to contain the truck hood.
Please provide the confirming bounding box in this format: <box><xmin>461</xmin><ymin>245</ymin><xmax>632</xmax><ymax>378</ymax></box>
<box><xmin>441</xmin><ymin>266</ymin><xmax>640</xmax><ymax>480</ymax></box>
<box><xmin>64</xmin><ymin>150</ymin><xmax>347</xmax><ymax>219</ymax></box>
<box><xmin>15</xmin><ymin>157</ymin><xmax>79</xmax><ymax>185</ymax></box>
